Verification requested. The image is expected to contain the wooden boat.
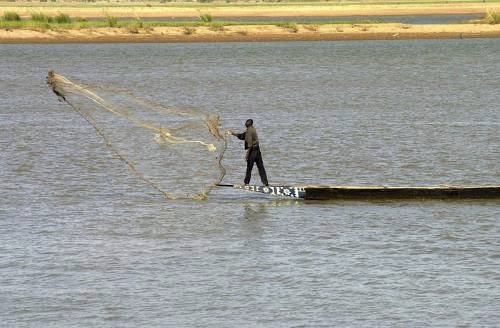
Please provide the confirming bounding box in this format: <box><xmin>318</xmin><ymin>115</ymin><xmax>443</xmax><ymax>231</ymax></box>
<box><xmin>219</xmin><ymin>184</ymin><xmax>500</xmax><ymax>200</ymax></box>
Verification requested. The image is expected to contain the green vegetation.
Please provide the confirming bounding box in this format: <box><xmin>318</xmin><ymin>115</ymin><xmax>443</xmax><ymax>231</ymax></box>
<box><xmin>208</xmin><ymin>22</ymin><xmax>224</xmax><ymax>31</ymax></box>
<box><xmin>277</xmin><ymin>22</ymin><xmax>298</xmax><ymax>32</ymax></box>
<box><xmin>55</xmin><ymin>13</ymin><xmax>72</xmax><ymax>24</ymax></box>
<box><xmin>1</xmin><ymin>0</ymin><xmax>497</xmax><ymax>33</ymax></box>
<box><xmin>131</xmin><ymin>19</ymin><xmax>144</xmax><ymax>28</ymax></box>
<box><xmin>485</xmin><ymin>11</ymin><xmax>500</xmax><ymax>24</ymax></box>
<box><xmin>199</xmin><ymin>13</ymin><xmax>212</xmax><ymax>23</ymax></box>
<box><xmin>0</xmin><ymin>10</ymin><xmax>389</xmax><ymax>31</ymax></box>
<box><xmin>105</xmin><ymin>14</ymin><xmax>118</xmax><ymax>27</ymax></box>
<box><xmin>2</xmin><ymin>11</ymin><xmax>20</xmax><ymax>21</ymax></box>
<box><xmin>31</xmin><ymin>12</ymin><xmax>53</xmax><ymax>23</ymax></box>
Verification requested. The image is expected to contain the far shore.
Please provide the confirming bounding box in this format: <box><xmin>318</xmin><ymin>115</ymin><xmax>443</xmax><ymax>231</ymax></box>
<box><xmin>1</xmin><ymin>23</ymin><xmax>500</xmax><ymax>43</ymax></box>
<box><xmin>2</xmin><ymin>1</ymin><xmax>500</xmax><ymax>43</ymax></box>
<box><xmin>2</xmin><ymin>2</ymin><xmax>500</xmax><ymax>19</ymax></box>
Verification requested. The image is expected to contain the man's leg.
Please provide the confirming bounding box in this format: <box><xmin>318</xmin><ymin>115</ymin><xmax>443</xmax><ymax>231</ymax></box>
<box><xmin>244</xmin><ymin>151</ymin><xmax>256</xmax><ymax>185</ymax></box>
<box><xmin>255</xmin><ymin>151</ymin><xmax>269</xmax><ymax>186</ymax></box>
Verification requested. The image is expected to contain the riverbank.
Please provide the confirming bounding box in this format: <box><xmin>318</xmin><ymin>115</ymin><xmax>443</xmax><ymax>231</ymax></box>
<box><xmin>1</xmin><ymin>23</ymin><xmax>500</xmax><ymax>43</ymax></box>
<box><xmin>2</xmin><ymin>2</ymin><xmax>500</xmax><ymax>19</ymax></box>
<box><xmin>2</xmin><ymin>1</ymin><xmax>500</xmax><ymax>43</ymax></box>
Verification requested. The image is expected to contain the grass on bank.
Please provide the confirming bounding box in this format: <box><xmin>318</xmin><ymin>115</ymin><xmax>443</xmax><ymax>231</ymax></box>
<box><xmin>2</xmin><ymin>11</ymin><xmax>20</xmax><ymax>21</ymax></box>
<box><xmin>1</xmin><ymin>10</ymin><xmax>499</xmax><ymax>30</ymax></box>
<box><xmin>0</xmin><ymin>12</ymin><xmax>385</xmax><ymax>30</ymax></box>
<box><xmin>485</xmin><ymin>11</ymin><xmax>500</xmax><ymax>24</ymax></box>
<box><xmin>199</xmin><ymin>13</ymin><xmax>212</xmax><ymax>23</ymax></box>
<box><xmin>54</xmin><ymin>13</ymin><xmax>72</xmax><ymax>24</ymax></box>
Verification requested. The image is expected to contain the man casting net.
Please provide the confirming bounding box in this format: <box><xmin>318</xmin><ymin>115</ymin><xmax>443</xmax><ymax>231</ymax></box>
<box><xmin>47</xmin><ymin>71</ymin><xmax>227</xmax><ymax>200</ymax></box>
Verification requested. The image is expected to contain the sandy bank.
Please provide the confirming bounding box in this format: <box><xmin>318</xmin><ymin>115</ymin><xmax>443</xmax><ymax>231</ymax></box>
<box><xmin>1</xmin><ymin>23</ymin><xmax>500</xmax><ymax>43</ymax></box>
<box><xmin>2</xmin><ymin>3</ymin><xmax>500</xmax><ymax>19</ymax></box>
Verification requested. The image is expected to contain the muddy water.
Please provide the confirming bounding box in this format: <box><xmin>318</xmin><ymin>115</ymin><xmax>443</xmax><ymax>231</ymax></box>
<box><xmin>1</xmin><ymin>39</ymin><xmax>499</xmax><ymax>327</ymax></box>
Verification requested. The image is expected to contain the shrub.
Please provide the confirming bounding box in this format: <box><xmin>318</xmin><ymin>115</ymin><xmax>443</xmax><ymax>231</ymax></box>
<box><xmin>199</xmin><ymin>13</ymin><xmax>212</xmax><ymax>23</ymax></box>
<box><xmin>31</xmin><ymin>12</ymin><xmax>53</xmax><ymax>23</ymax></box>
<box><xmin>277</xmin><ymin>22</ymin><xmax>298</xmax><ymax>33</ymax></box>
<box><xmin>485</xmin><ymin>11</ymin><xmax>500</xmax><ymax>24</ymax></box>
<box><xmin>132</xmin><ymin>19</ymin><xmax>143</xmax><ymax>28</ymax></box>
<box><xmin>54</xmin><ymin>13</ymin><xmax>71</xmax><ymax>24</ymax></box>
<box><xmin>3</xmin><ymin>11</ymin><xmax>21</xmax><ymax>21</ymax></box>
<box><xmin>106</xmin><ymin>15</ymin><xmax>118</xmax><ymax>27</ymax></box>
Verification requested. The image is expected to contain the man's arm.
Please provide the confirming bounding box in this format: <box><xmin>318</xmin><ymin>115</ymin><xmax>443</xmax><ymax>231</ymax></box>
<box><xmin>226</xmin><ymin>130</ymin><xmax>250</xmax><ymax>160</ymax></box>
<box><xmin>235</xmin><ymin>132</ymin><xmax>245</xmax><ymax>140</ymax></box>
<box><xmin>227</xmin><ymin>130</ymin><xmax>246</xmax><ymax>140</ymax></box>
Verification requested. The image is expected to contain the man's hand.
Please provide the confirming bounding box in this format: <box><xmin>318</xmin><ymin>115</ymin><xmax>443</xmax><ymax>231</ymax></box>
<box><xmin>225</xmin><ymin>130</ymin><xmax>235</xmax><ymax>136</ymax></box>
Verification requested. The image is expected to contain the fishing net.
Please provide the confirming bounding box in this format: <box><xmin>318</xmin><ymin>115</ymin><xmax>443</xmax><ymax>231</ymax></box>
<box><xmin>47</xmin><ymin>70</ymin><xmax>227</xmax><ymax>200</ymax></box>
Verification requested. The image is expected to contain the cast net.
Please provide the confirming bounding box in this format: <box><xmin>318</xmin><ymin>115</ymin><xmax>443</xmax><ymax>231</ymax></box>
<box><xmin>47</xmin><ymin>70</ymin><xmax>227</xmax><ymax>200</ymax></box>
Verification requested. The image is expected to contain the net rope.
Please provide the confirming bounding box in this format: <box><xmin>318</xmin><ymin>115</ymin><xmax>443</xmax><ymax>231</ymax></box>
<box><xmin>47</xmin><ymin>70</ymin><xmax>227</xmax><ymax>200</ymax></box>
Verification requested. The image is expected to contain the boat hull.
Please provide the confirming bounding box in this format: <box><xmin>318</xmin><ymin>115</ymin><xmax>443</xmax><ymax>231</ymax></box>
<box><xmin>233</xmin><ymin>184</ymin><xmax>306</xmax><ymax>199</ymax></box>
<box><xmin>304</xmin><ymin>186</ymin><xmax>500</xmax><ymax>200</ymax></box>
<box><xmin>230</xmin><ymin>184</ymin><xmax>500</xmax><ymax>200</ymax></box>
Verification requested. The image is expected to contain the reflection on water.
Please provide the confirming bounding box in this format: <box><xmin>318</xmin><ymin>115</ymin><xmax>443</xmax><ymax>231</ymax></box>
<box><xmin>244</xmin><ymin>202</ymin><xmax>267</xmax><ymax>220</ymax></box>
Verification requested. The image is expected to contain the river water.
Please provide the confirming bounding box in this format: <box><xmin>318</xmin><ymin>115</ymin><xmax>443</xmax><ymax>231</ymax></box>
<box><xmin>112</xmin><ymin>13</ymin><xmax>483</xmax><ymax>24</ymax></box>
<box><xmin>1</xmin><ymin>40</ymin><xmax>499</xmax><ymax>327</ymax></box>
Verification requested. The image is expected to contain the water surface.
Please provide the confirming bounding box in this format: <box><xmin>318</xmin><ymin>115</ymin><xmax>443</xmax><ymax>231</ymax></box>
<box><xmin>101</xmin><ymin>13</ymin><xmax>483</xmax><ymax>24</ymax></box>
<box><xmin>1</xmin><ymin>39</ymin><xmax>499</xmax><ymax>327</ymax></box>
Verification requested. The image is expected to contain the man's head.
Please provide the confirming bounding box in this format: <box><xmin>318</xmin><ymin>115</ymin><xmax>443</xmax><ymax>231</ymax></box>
<box><xmin>245</xmin><ymin>119</ymin><xmax>253</xmax><ymax>128</ymax></box>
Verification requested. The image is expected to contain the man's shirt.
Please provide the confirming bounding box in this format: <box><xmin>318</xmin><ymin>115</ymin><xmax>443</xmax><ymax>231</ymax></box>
<box><xmin>236</xmin><ymin>126</ymin><xmax>259</xmax><ymax>150</ymax></box>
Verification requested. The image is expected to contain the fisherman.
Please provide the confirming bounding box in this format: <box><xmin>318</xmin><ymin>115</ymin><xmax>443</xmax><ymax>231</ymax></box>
<box><xmin>227</xmin><ymin>119</ymin><xmax>269</xmax><ymax>186</ymax></box>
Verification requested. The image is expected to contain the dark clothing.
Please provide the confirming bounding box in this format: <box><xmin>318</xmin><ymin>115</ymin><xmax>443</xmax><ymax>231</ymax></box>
<box><xmin>236</xmin><ymin>126</ymin><xmax>268</xmax><ymax>185</ymax></box>
<box><xmin>235</xmin><ymin>125</ymin><xmax>259</xmax><ymax>150</ymax></box>
<box><xmin>245</xmin><ymin>147</ymin><xmax>268</xmax><ymax>186</ymax></box>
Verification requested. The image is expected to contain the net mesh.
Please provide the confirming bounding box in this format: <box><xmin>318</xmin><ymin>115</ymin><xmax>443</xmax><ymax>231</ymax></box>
<box><xmin>47</xmin><ymin>70</ymin><xmax>227</xmax><ymax>200</ymax></box>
